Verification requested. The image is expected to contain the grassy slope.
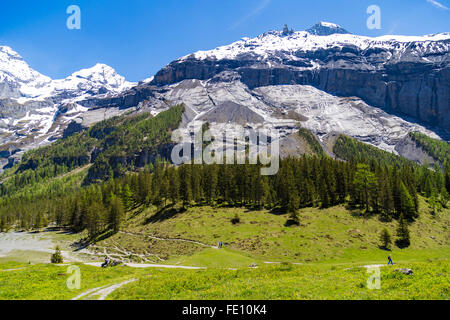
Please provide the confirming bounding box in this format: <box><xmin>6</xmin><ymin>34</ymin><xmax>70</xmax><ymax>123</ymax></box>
<box><xmin>100</xmin><ymin>196</ymin><xmax>449</xmax><ymax>266</ymax></box>
<box><xmin>1</xmin><ymin>197</ymin><xmax>448</xmax><ymax>300</ymax></box>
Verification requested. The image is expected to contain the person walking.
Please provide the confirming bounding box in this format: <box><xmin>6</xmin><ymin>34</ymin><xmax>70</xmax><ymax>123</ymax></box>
<box><xmin>388</xmin><ymin>255</ymin><xmax>394</xmax><ymax>265</ymax></box>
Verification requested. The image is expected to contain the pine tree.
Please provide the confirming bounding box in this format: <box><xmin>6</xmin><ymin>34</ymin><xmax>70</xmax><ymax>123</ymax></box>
<box><xmin>398</xmin><ymin>181</ymin><xmax>416</xmax><ymax>220</ymax></box>
<box><xmin>122</xmin><ymin>184</ymin><xmax>133</xmax><ymax>210</ymax></box>
<box><xmin>379</xmin><ymin>228</ymin><xmax>392</xmax><ymax>250</ymax></box>
<box><xmin>179</xmin><ymin>165</ymin><xmax>192</xmax><ymax>208</ymax></box>
<box><xmin>51</xmin><ymin>246</ymin><xmax>64</xmax><ymax>264</ymax></box>
<box><xmin>424</xmin><ymin>175</ymin><xmax>433</xmax><ymax>198</ymax></box>
<box><xmin>379</xmin><ymin>172</ymin><xmax>394</xmax><ymax>221</ymax></box>
<box><xmin>156</xmin><ymin>171</ymin><xmax>168</xmax><ymax>207</ymax></box>
<box><xmin>258</xmin><ymin>175</ymin><xmax>271</xmax><ymax>209</ymax></box>
<box><xmin>168</xmin><ymin>168</ymin><xmax>179</xmax><ymax>207</ymax></box>
<box><xmin>444</xmin><ymin>160</ymin><xmax>450</xmax><ymax>194</ymax></box>
<box><xmin>395</xmin><ymin>213</ymin><xmax>410</xmax><ymax>248</ymax></box>
<box><xmin>191</xmin><ymin>165</ymin><xmax>202</xmax><ymax>203</ymax></box>
<box><xmin>0</xmin><ymin>216</ymin><xmax>7</xmax><ymax>232</ymax></box>
<box><xmin>438</xmin><ymin>186</ymin><xmax>449</xmax><ymax>208</ymax></box>
<box><xmin>287</xmin><ymin>194</ymin><xmax>300</xmax><ymax>214</ymax></box>
<box><xmin>137</xmin><ymin>171</ymin><xmax>151</xmax><ymax>205</ymax></box>
<box><xmin>109</xmin><ymin>194</ymin><xmax>125</xmax><ymax>233</ymax></box>
<box><xmin>86</xmin><ymin>201</ymin><xmax>106</xmax><ymax>239</ymax></box>
<box><xmin>205</xmin><ymin>165</ymin><xmax>218</xmax><ymax>205</ymax></box>
<box><xmin>353</xmin><ymin>164</ymin><xmax>377</xmax><ymax>212</ymax></box>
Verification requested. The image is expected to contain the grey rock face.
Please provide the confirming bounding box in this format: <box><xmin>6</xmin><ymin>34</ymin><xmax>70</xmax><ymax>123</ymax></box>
<box><xmin>151</xmin><ymin>26</ymin><xmax>450</xmax><ymax>133</ymax></box>
<box><xmin>395</xmin><ymin>135</ymin><xmax>436</xmax><ymax>165</ymax></box>
<box><xmin>199</xmin><ymin>101</ymin><xmax>264</xmax><ymax>125</ymax></box>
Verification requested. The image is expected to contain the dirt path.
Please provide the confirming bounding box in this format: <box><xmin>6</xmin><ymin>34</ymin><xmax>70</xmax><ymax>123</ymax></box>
<box><xmin>125</xmin><ymin>263</ymin><xmax>205</xmax><ymax>270</ymax></box>
<box><xmin>83</xmin><ymin>262</ymin><xmax>205</xmax><ymax>270</ymax></box>
<box><xmin>72</xmin><ymin>279</ymin><xmax>137</xmax><ymax>300</ymax></box>
<box><xmin>120</xmin><ymin>232</ymin><xmax>216</xmax><ymax>248</ymax></box>
<box><xmin>363</xmin><ymin>264</ymin><xmax>387</xmax><ymax>269</ymax></box>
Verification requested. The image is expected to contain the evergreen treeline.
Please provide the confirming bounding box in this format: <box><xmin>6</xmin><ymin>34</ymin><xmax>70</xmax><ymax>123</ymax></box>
<box><xmin>1</xmin><ymin>155</ymin><xmax>448</xmax><ymax>239</ymax></box>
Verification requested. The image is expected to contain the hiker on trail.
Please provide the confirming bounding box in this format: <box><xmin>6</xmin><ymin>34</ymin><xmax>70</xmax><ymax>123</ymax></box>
<box><xmin>101</xmin><ymin>256</ymin><xmax>111</xmax><ymax>268</ymax></box>
<box><xmin>388</xmin><ymin>255</ymin><xmax>394</xmax><ymax>265</ymax></box>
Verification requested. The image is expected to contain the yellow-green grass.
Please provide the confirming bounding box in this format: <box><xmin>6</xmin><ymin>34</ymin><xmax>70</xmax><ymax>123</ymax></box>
<box><xmin>100</xmin><ymin>196</ymin><xmax>449</xmax><ymax>265</ymax></box>
<box><xmin>109</xmin><ymin>261</ymin><xmax>449</xmax><ymax>300</ymax></box>
<box><xmin>166</xmin><ymin>247</ymin><xmax>262</xmax><ymax>268</ymax></box>
<box><xmin>1</xmin><ymin>260</ymin><xmax>447</xmax><ymax>300</ymax></box>
<box><xmin>0</xmin><ymin>263</ymin><xmax>146</xmax><ymax>300</ymax></box>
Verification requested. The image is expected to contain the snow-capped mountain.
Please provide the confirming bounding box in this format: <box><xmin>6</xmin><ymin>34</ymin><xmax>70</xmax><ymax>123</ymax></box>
<box><xmin>0</xmin><ymin>45</ymin><xmax>135</xmax><ymax>170</ymax></box>
<box><xmin>139</xmin><ymin>22</ymin><xmax>448</xmax><ymax>160</ymax></box>
<box><xmin>153</xmin><ymin>23</ymin><xmax>450</xmax><ymax>132</ymax></box>
<box><xmin>1</xmin><ymin>22</ymin><xmax>449</xmax><ymax>171</ymax></box>
<box><xmin>170</xmin><ymin>23</ymin><xmax>449</xmax><ymax>65</ymax></box>
<box><xmin>0</xmin><ymin>46</ymin><xmax>52</xmax><ymax>99</ymax></box>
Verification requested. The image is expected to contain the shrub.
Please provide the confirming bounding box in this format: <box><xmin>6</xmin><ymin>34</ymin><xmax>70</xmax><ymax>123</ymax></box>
<box><xmin>51</xmin><ymin>246</ymin><xmax>64</xmax><ymax>264</ymax></box>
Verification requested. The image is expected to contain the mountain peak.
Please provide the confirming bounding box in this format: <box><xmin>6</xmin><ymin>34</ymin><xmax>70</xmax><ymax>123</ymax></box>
<box><xmin>61</xmin><ymin>63</ymin><xmax>135</xmax><ymax>93</ymax></box>
<box><xmin>0</xmin><ymin>45</ymin><xmax>22</xmax><ymax>59</ymax></box>
<box><xmin>306</xmin><ymin>22</ymin><xmax>350</xmax><ymax>36</ymax></box>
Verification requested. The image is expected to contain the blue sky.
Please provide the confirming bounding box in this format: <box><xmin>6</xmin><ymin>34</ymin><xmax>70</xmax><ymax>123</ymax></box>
<box><xmin>0</xmin><ymin>0</ymin><xmax>449</xmax><ymax>82</ymax></box>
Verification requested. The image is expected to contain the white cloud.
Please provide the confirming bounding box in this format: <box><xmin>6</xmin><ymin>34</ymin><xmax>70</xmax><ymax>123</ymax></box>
<box><xmin>426</xmin><ymin>0</ymin><xmax>449</xmax><ymax>10</ymax></box>
<box><xmin>228</xmin><ymin>0</ymin><xmax>272</xmax><ymax>30</ymax></box>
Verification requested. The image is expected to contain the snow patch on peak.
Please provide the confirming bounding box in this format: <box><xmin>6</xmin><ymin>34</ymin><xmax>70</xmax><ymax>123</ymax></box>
<box><xmin>0</xmin><ymin>45</ymin><xmax>52</xmax><ymax>99</ymax></box>
<box><xmin>0</xmin><ymin>44</ymin><xmax>135</xmax><ymax>100</ymax></box>
<box><xmin>0</xmin><ymin>46</ymin><xmax>22</xmax><ymax>59</ymax></box>
<box><xmin>319</xmin><ymin>21</ymin><xmax>341</xmax><ymax>28</ymax></box>
<box><xmin>306</xmin><ymin>22</ymin><xmax>350</xmax><ymax>36</ymax></box>
<box><xmin>57</xmin><ymin>63</ymin><xmax>136</xmax><ymax>93</ymax></box>
<box><xmin>180</xmin><ymin>25</ymin><xmax>449</xmax><ymax>62</ymax></box>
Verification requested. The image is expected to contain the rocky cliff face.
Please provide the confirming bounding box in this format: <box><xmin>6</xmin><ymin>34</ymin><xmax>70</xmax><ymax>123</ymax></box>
<box><xmin>151</xmin><ymin>24</ymin><xmax>450</xmax><ymax>132</ymax></box>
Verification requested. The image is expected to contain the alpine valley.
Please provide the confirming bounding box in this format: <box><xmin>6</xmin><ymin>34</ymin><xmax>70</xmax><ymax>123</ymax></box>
<box><xmin>0</xmin><ymin>23</ymin><xmax>449</xmax><ymax>301</ymax></box>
